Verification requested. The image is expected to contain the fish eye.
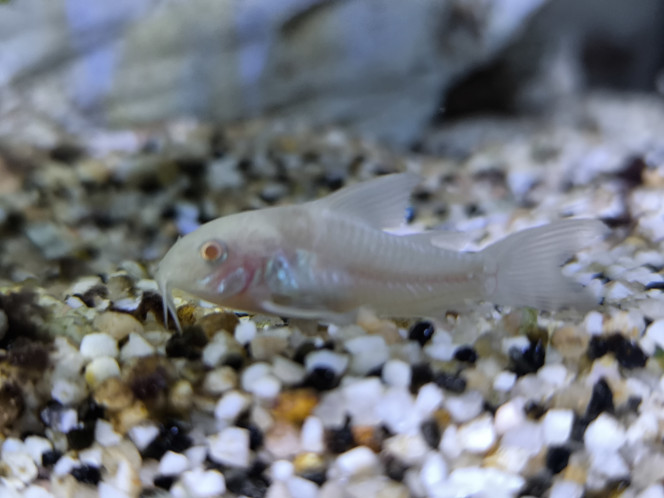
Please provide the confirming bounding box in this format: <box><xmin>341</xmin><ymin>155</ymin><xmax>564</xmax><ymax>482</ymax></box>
<box><xmin>200</xmin><ymin>239</ymin><xmax>228</xmax><ymax>263</ymax></box>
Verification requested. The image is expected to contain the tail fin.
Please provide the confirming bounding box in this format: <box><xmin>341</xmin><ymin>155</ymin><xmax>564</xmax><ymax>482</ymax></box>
<box><xmin>481</xmin><ymin>220</ymin><xmax>607</xmax><ymax>311</ymax></box>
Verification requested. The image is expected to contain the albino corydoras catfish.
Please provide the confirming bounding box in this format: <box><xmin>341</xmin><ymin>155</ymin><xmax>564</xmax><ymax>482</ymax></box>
<box><xmin>155</xmin><ymin>173</ymin><xmax>605</xmax><ymax>330</ymax></box>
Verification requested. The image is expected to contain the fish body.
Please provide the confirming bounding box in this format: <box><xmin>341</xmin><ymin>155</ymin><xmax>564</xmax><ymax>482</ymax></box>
<box><xmin>155</xmin><ymin>174</ymin><xmax>605</xmax><ymax>329</ymax></box>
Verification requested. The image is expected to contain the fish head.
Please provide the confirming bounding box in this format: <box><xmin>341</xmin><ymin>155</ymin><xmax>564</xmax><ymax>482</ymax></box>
<box><xmin>155</xmin><ymin>214</ymin><xmax>263</xmax><ymax>331</ymax></box>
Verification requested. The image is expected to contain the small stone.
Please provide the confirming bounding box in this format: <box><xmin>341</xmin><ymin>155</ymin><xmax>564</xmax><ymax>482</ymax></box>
<box><xmin>551</xmin><ymin>326</ymin><xmax>589</xmax><ymax>359</ymax></box>
<box><xmin>94</xmin><ymin>377</ymin><xmax>134</xmax><ymax>412</ymax></box>
<box><xmin>165</xmin><ymin>326</ymin><xmax>208</xmax><ymax>360</ymax></box>
<box><xmin>301</xmin><ymin>416</ymin><xmax>325</xmax><ymax>453</ymax></box>
<box><xmin>250</xmin><ymin>375</ymin><xmax>282</xmax><ymax>400</ymax></box>
<box><xmin>493</xmin><ymin>371</ymin><xmax>517</xmax><ymax>392</ymax></box>
<box><xmin>433</xmin><ymin>371</ymin><xmax>466</xmax><ymax>393</ymax></box>
<box><xmin>273</xmin><ymin>389</ymin><xmax>319</xmax><ymax>425</ymax></box>
<box><xmin>304</xmin><ymin>350</ymin><xmax>349</xmax><ymax>376</ymax></box>
<box><xmin>546</xmin><ymin>446</ymin><xmax>571</xmax><ymax>474</ymax></box>
<box><xmin>201</xmin><ymin>332</ymin><xmax>244</xmax><ymax>368</ymax></box>
<box><xmin>420</xmin><ymin>451</ymin><xmax>448</xmax><ymax>494</ymax></box>
<box><xmin>383</xmin><ymin>434</ymin><xmax>429</xmax><ymax>465</ymax></box>
<box><xmin>508</xmin><ymin>339</ymin><xmax>546</xmax><ymax>376</ymax></box>
<box><xmin>444</xmin><ymin>391</ymin><xmax>483</xmax><ymax>423</ymax></box>
<box><xmin>344</xmin><ymin>335</ymin><xmax>389</xmax><ymax>375</ymax></box>
<box><xmin>159</xmin><ymin>451</ymin><xmax>189</xmax><ymax>476</ymax></box>
<box><xmin>120</xmin><ymin>332</ymin><xmax>155</xmax><ymax>360</ymax></box>
<box><xmin>588</xmin><ymin>333</ymin><xmax>647</xmax><ymax>369</ymax></box>
<box><xmin>541</xmin><ymin>409</ymin><xmax>574</xmax><ymax>445</ymax></box>
<box><xmin>585</xmin><ymin>377</ymin><xmax>614</xmax><ymax>420</ymax></box>
<box><xmin>24</xmin><ymin>436</ymin><xmax>52</xmax><ymax>464</ymax></box>
<box><xmin>180</xmin><ymin>468</ymin><xmax>226</xmax><ymax>497</ymax></box>
<box><xmin>142</xmin><ymin>422</ymin><xmax>192</xmax><ymax>460</ymax></box>
<box><xmin>584</xmin><ymin>413</ymin><xmax>626</xmax><ymax>453</ymax></box>
<box><xmin>5</xmin><ymin>451</ymin><xmax>38</xmax><ymax>483</ymax></box>
<box><xmin>80</xmin><ymin>332</ymin><xmax>119</xmax><ymax>359</ymax></box>
<box><xmin>169</xmin><ymin>380</ymin><xmax>194</xmax><ymax>414</ymax></box>
<box><xmin>84</xmin><ymin>356</ymin><xmax>121</xmax><ymax>388</ymax></box>
<box><xmin>214</xmin><ymin>390</ymin><xmax>251</xmax><ymax>421</ymax></box>
<box><xmin>408</xmin><ymin>321</ymin><xmax>435</xmax><ymax>346</ymax></box>
<box><xmin>456</xmin><ymin>414</ymin><xmax>495</xmax><ymax>454</ymax></box>
<box><xmin>234</xmin><ymin>320</ymin><xmax>257</xmax><ymax>345</ymax></box>
<box><xmin>446</xmin><ymin>467</ymin><xmax>524</xmax><ymax>497</ymax></box>
<box><xmin>208</xmin><ymin>427</ymin><xmax>250</xmax><ymax>468</ymax></box>
<box><xmin>642</xmin><ymin>319</ymin><xmax>664</xmax><ymax>355</ymax></box>
<box><xmin>128</xmin><ymin>424</ymin><xmax>160</xmax><ymax>451</ymax></box>
<box><xmin>286</xmin><ymin>475</ymin><xmax>318</xmax><ymax>498</ymax></box>
<box><xmin>272</xmin><ymin>356</ymin><xmax>306</xmax><ymax>386</ymax></box>
<box><xmin>454</xmin><ymin>345</ymin><xmax>478</xmax><ymax>364</ymax></box>
<box><xmin>94</xmin><ymin>311</ymin><xmax>143</xmax><ymax>341</ymax></box>
<box><xmin>71</xmin><ymin>464</ymin><xmax>102</xmax><ymax>485</ymax></box>
<box><xmin>197</xmin><ymin>312</ymin><xmax>239</xmax><ymax>337</ymax></box>
<box><xmin>94</xmin><ymin>419</ymin><xmax>123</xmax><ymax>447</ymax></box>
<box><xmin>549</xmin><ymin>480</ymin><xmax>583</xmax><ymax>498</ymax></box>
<box><xmin>202</xmin><ymin>367</ymin><xmax>237</xmax><ymax>395</ymax></box>
<box><xmin>382</xmin><ymin>359</ymin><xmax>412</xmax><ymax>388</ymax></box>
<box><xmin>332</xmin><ymin>446</ymin><xmax>379</xmax><ymax>478</ymax></box>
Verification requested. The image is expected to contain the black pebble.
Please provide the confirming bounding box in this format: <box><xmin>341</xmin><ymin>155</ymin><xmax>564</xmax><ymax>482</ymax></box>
<box><xmin>587</xmin><ymin>334</ymin><xmax>647</xmax><ymax>369</ymax></box>
<box><xmin>153</xmin><ymin>475</ymin><xmax>175</xmax><ymax>490</ymax></box>
<box><xmin>224</xmin><ymin>465</ymin><xmax>271</xmax><ymax>498</ymax></box>
<box><xmin>410</xmin><ymin>363</ymin><xmax>434</xmax><ymax>393</ymax></box>
<box><xmin>293</xmin><ymin>342</ymin><xmax>317</xmax><ymax>364</ymax></box>
<box><xmin>303</xmin><ymin>367</ymin><xmax>340</xmax><ymax>391</ymax></box>
<box><xmin>78</xmin><ymin>398</ymin><xmax>105</xmax><ymax>423</ymax></box>
<box><xmin>142</xmin><ymin>422</ymin><xmax>192</xmax><ymax>460</ymax></box>
<box><xmin>384</xmin><ymin>455</ymin><xmax>409</xmax><ymax>482</ymax></box>
<box><xmin>237</xmin><ymin>419</ymin><xmax>264</xmax><ymax>450</ymax></box>
<box><xmin>508</xmin><ymin>339</ymin><xmax>545</xmax><ymax>376</ymax></box>
<box><xmin>67</xmin><ymin>422</ymin><xmax>96</xmax><ymax>450</ymax></box>
<box><xmin>408</xmin><ymin>321</ymin><xmax>435</xmax><ymax>346</ymax></box>
<box><xmin>326</xmin><ymin>419</ymin><xmax>356</xmax><ymax>454</ymax></box>
<box><xmin>546</xmin><ymin>446</ymin><xmax>571</xmax><ymax>474</ymax></box>
<box><xmin>454</xmin><ymin>345</ymin><xmax>478</xmax><ymax>364</ymax></box>
<box><xmin>71</xmin><ymin>465</ymin><xmax>102</xmax><ymax>485</ymax></box>
<box><xmin>645</xmin><ymin>281</ymin><xmax>664</xmax><ymax>291</ymax></box>
<box><xmin>42</xmin><ymin>449</ymin><xmax>62</xmax><ymax>466</ymax></box>
<box><xmin>165</xmin><ymin>326</ymin><xmax>208</xmax><ymax>360</ymax></box>
<box><xmin>433</xmin><ymin>371</ymin><xmax>467</xmax><ymax>394</ymax></box>
<box><xmin>300</xmin><ymin>470</ymin><xmax>326</xmax><ymax>486</ymax></box>
<box><xmin>524</xmin><ymin>400</ymin><xmax>547</xmax><ymax>420</ymax></box>
<box><xmin>518</xmin><ymin>474</ymin><xmax>551</xmax><ymax>497</ymax></box>
<box><xmin>586</xmin><ymin>377</ymin><xmax>614</xmax><ymax>421</ymax></box>
<box><xmin>420</xmin><ymin>419</ymin><xmax>441</xmax><ymax>448</ymax></box>
<box><xmin>570</xmin><ymin>414</ymin><xmax>590</xmax><ymax>442</ymax></box>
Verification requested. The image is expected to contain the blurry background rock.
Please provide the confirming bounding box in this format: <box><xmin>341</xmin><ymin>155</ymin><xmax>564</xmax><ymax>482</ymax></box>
<box><xmin>1</xmin><ymin>0</ymin><xmax>663</xmax><ymax>147</ymax></box>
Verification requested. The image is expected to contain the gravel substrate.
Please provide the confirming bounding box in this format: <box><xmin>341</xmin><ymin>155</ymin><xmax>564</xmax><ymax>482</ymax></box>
<box><xmin>0</xmin><ymin>91</ymin><xmax>663</xmax><ymax>497</ymax></box>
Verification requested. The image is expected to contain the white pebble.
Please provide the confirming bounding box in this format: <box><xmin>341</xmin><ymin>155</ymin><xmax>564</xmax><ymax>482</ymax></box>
<box><xmin>80</xmin><ymin>332</ymin><xmax>118</xmax><ymax>359</ymax></box>
<box><xmin>202</xmin><ymin>366</ymin><xmax>237</xmax><ymax>395</ymax></box>
<box><xmin>537</xmin><ymin>364</ymin><xmax>569</xmax><ymax>388</ymax></box>
<box><xmin>270</xmin><ymin>460</ymin><xmax>294</xmax><ymax>481</ymax></box>
<box><xmin>301</xmin><ymin>416</ymin><xmax>325</xmax><ymax>453</ymax></box>
<box><xmin>445</xmin><ymin>467</ymin><xmax>524</xmax><ymax>497</ymax></box>
<box><xmin>95</xmin><ymin>419</ymin><xmax>123</xmax><ymax>447</ymax></box>
<box><xmin>642</xmin><ymin>319</ymin><xmax>664</xmax><ymax>355</ymax></box>
<box><xmin>605</xmin><ymin>281</ymin><xmax>633</xmax><ymax>301</ymax></box>
<box><xmin>638</xmin><ymin>484</ymin><xmax>664</xmax><ymax>498</ymax></box>
<box><xmin>343</xmin><ymin>378</ymin><xmax>385</xmax><ymax>427</ymax></box>
<box><xmin>128</xmin><ymin>424</ymin><xmax>159</xmax><ymax>451</ymax></box>
<box><xmin>591</xmin><ymin>451</ymin><xmax>629</xmax><ymax>479</ymax></box>
<box><xmin>585</xmin><ymin>414</ymin><xmax>626</xmax><ymax>453</ymax></box>
<box><xmin>1</xmin><ymin>437</ymin><xmax>23</xmax><ymax>454</ymax></box>
<box><xmin>493</xmin><ymin>371</ymin><xmax>517</xmax><ymax>392</ymax></box>
<box><xmin>333</xmin><ymin>446</ymin><xmax>379</xmax><ymax>477</ymax></box>
<box><xmin>159</xmin><ymin>451</ymin><xmax>189</xmax><ymax>476</ymax></box>
<box><xmin>53</xmin><ymin>455</ymin><xmax>79</xmax><ymax>476</ymax></box>
<box><xmin>584</xmin><ymin>311</ymin><xmax>604</xmax><ymax>335</ymax></box>
<box><xmin>305</xmin><ymin>350</ymin><xmax>349</xmax><ymax>375</ymax></box>
<box><xmin>384</xmin><ymin>434</ymin><xmax>429</xmax><ymax>465</ymax></box>
<box><xmin>120</xmin><ymin>332</ymin><xmax>155</xmax><ymax>360</ymax></box>
<box><xmin>51</xmin><ymin>378</ymin><xmax>86</xmax><ymax>405</ymax></box>
<box><xmin>241</xmin><ymin>362</ymin><xmax>272</xmax><ymax>391</ymax></box>
<box><xmin>180</xmin><ymin>468</ymin><xmax>226</xmax><ymax>497</ymax></box>
<box><xmin>373</xmin><ymin>386</ymin><xmax>419</xmax><ymax>434</ymax></box>
<box><xmin>84</xmin><ymin>356</ymin><xmax>121</xmax><ymax>388</ymax></box>
<box><xmin>234</xmin><ymin>320</ymin><xmax>257</xmax><ymax>345</ymax></box>
<box><xmin>541</xmin><ymin>409</ymin><xmax>574</xmax><ymax>445</ymax></box>
<box><xmin>185</xmin><ymin>446</ymin><xmax>208</xmax><ymax>469</ymax></box>
<box><xmin>23</xmin><ymin>436</ymin><xmax>52</xmax><ymax>464</ymax></box>
<box><xmin>444</xmin><ymin>391</ymin><xmax>484</xmax><ymax>423</ymax></box>
<box><xmin>415</xmin><ymin>383</ymin><xmax>444</xmax><ymax>418</ymax></box>
<box><xmin>286</xmin><ymin>476</ymin><xmax>319</xmax><ymax>498</ymax></box>
<box><xmin>501</xmin><ymin>420</ymin><xmax>543</xmax><ymax>455</ymax></box>
<box><xmin>249</xmin><ymin>375</ymin><xmax>282</xmax><ymax>400</ymax></box>
<box><xmin>5</xmin><ymin>451</ymin><xmax>38</xmax><ymax>483</ymax></box>
<box><xmin>23</xmin><ymin>486</ymin><xmax>56</xmax><ymax>498</ymax></box>
<box><xmin>79</xmin><ymin>447</ymin><xmax>103</xmax><ymax>467</ymax></box>
<box><xmin>382</xmin><ymin>359</ymin><xmax>412</xmax><ymax>388</ymax></box>
<box><xmin>456</xmin><ymin>414</ymin><xmax>496</xmax><ymax>454</ymax></box>
<box><xmin>344</xmin><ymin>335</ymin><xmax>389</xmax><ymax>375</ymax></box>
<box><xmin>420</xmin><ymin>451</ymin><xmax>448</xmax><ymax>494</ymax></box>
<box><xmin>549</xmin><ymin>480</ymin><xmax>584</xmax><ymax>498</ymax></box>
<box><xmin>272</xmin><ymin>356</ymin><xmax>306</xmax><ymax>385</ymax></box>
<box><xmin>202</xmin><ymin>341</ymin><xmax>228</xmax><ymax>368</ymax></box>
<box><xmin>57</xmin><ymin>409</ymin><xmax>79</xmax><ymax>433</ymax></box>
<box><xmin>215</xmin><ymin>390</ymin><xmax>251</xmax><ymax>421</ymax></box>
<box><xmin>208</xmin><ymin>427</ymin><xmax>250</xmax><ymax>467</ymax></box>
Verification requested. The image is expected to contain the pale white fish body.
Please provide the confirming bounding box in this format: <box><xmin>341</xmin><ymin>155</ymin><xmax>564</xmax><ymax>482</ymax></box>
<box><xmin>155</xmin><ymin>173</ymin><xmax>606</xmax><ymax>330</ymax></box>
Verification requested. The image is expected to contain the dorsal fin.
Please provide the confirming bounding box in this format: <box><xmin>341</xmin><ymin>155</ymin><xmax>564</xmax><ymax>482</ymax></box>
<box><xmin>310</xmin><ymin>173</ymin><xmax>421</xmax><ymax>229</ymax></box>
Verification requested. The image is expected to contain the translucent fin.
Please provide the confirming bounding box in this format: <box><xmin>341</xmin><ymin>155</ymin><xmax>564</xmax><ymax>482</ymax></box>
<box><xmin>158</xmin><ymin>278</ymin><xmax>182</xmax><ymax>332</ymax></box>
<box><xmin>481</xmin><ymin>219</ymin><xmax>608</xmax><ymax>311</ymax></box>
<box><xmin>399</xmin><ymin>230</ymin><xmax>472</xmax><ymax>250</ymax></box>
<box><xmin>311</xmin><ymin>173</ymin><xmax>421</xmax><ymax>229</ymax></box>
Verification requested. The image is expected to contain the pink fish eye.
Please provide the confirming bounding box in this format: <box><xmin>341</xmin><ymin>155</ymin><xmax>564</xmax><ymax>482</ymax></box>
<box><xmin>200</xmin><ymin>240</ymin><xmax>227</xmax><ymax>262</ymax></box>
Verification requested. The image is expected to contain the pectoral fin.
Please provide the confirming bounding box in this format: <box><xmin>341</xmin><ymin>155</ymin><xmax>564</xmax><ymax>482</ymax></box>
<box><xmin>260</xmin><ymin>300</ymin><xmax>358</xmax><ymax>325</ymax></box>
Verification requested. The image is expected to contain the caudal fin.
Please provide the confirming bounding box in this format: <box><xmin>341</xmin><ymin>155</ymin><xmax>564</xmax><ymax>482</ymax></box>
<box><xmin>481</xmin><ymin>220</ymin><xmax>607</xmax><ymax>311</ymax></box>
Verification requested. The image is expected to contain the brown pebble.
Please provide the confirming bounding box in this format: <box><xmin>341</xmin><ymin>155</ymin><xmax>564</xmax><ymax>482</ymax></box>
<box><xmin>0</xmin><ymin>381</ymin><xmax>24</xmax><ymax>430</ymax></box>
<box><xmin>551</xmin><ymin>326</ymin><xmax>589</xmax><ymax>360</ymax></box>
<box><xmin>94</xmin><ymin>377</ymin><xmax>134</xmax><ymax>412</ymax></box>
<box><xmin>197</xmin><ymin>312</ymin><xmax>239</xmax><ymax>338</ymax></box>
<box><xmin>351</xmin><ymin>426</ymin><xmax>383</xmax><ymax>452</ymax></box>
<box><xmin>125</xmin><ymin>356</ymin><xmax>174</xmax><ymax>413</ymax></box>
<box><xmin>272</xmin><ymin>389</ymin><xmax>319</xmax><ymax>425</ymax></box>
<box><xmin>169</xmin><ymin>380</ymin><xmax>194</xmax><ymax>414</ymax></box>
<box><xmin>250</xmin><ymin>335</ymin><xmax>289</xmax><ymax>361</ymax></box>
<box><xmin>94</xmin><ymin>311</ymin><xmax>144</xmax><ymax>341</ymax></box>
<box><xmin>293</xmin><ymin>452</ymin><xmax>326</xmax><ymax>475</ymax></box>
<box><xmin>113</xmin><ymin>400</ymin><xmax>149</xmax><ymax>435</ymax></box>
